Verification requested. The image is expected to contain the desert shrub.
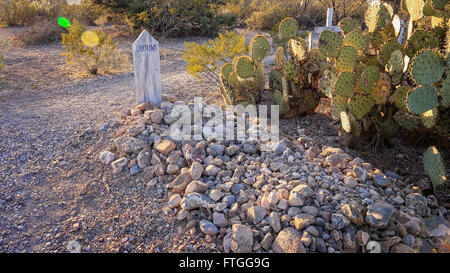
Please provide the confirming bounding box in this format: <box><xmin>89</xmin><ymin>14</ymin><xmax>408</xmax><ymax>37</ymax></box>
<box><xmin>98</xmin><ymin>0</ymin><xmax>231</xmax><ymax>39</ymax></box>
<box><xmin>63</xmin><ymin>0</ymin><xmax>107</xmax><ymax>26</ymax></box>
<box><xmin>0</xmin><ymin>0</ymin><xmax>65</xmax><ymax>26</ymax></box>
<box><xmin>183</xmin><ymin>31</ymin><xmax>248</xmax><ymax>86</ymax></box>
<box><xmin>16</xmin><ymin>17</ymin><xmax>64</xmax><ymax>45</ymax></box>
<box><xmin>245</xmin><ymin>5</ymin><xmax>285</xmax><ymax>30</ymax></box>
<box><xmin>0</xmin><ymin>0</ymin><xmax>105</xmax><ymax>27</ymax></box>
<box><xmin>224</xmin><ymin>0</ymin><xmax>366</xmax><ymax>30</ymax></box>
<box><xmin>61</xmin><ymin>19</ymin><xmax>128</xmax><ymax>75</ymax></box>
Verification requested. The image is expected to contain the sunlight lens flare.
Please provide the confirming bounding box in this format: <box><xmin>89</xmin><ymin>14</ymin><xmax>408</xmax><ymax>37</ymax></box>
<box><xmin>81</xmin><ymin>31</ymin><xmax>100</xmax><ymax>47</ymax></box>
<box><xmin>57</xmin><ymin>17</ymin><xmax>71</xmax><ymax>28</ymax></box>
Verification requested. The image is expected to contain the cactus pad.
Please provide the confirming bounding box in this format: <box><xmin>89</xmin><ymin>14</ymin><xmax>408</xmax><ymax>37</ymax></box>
<box><xmin>279</xmin><ymin>18</ymin><xmax>298</xmax><ymax>40</ymax></box>
<box><xmin>394</xmin><ymin>111</ymin><xmax>421</xmax><ymax>130</ymax></box>
<box><xmin>273</xmin><ymin>90</ymin><xmax>288</xmax><ymax>115</ymax></box>
<box><xmin>250</xmin><ymin>35</ymin><xmax>270</xmax><ymax>63</ymax></box>
<box><xmin>421</xmin><ymin>108</ymin><xmax>438</xmax><ymax>128</ymax></box>
<box><xmin>337</xmin><ymin>46</ymin><xmax>358</xmax><ymax>72</ymax></box>
<box><xmin>318</xmin><ymin>30</ymin><xmax>343</xmax><ymax>58</ymax></box>
<box><xmin>275</xmin><ymin>47</ymin><xmax>285</xmax><ymax>69</ymax></box>
<box><xmin>282</xmin><ymin>60</ymin><xmax>297</xmax><ymax>80</ymax></box>
<box><xmin>340</xmin><ymin>111</ymin><xmax>352</xmax><ymax>133</ymax></box>
<box><xmin>338</xmin><ymin>18</ymin><xmax>361</xmax><ymax>35</ymax></box>
<box><xmin>405</xmin><ymin>30</ymin><xmax>439</xmax><ymax>58</ymax></box>
<box><xmin>411</xmin><ymin>50</ymin><xmax>445</xmax><ymax>85</ymax></box>
<box><xmin>371</xmin><ymin>73</ymin><xmax>391</xmax><ymax>105</ymax></box>
<box><xmin>269</xmin><ymin>68</ymin><xmax>283</xmax><ymax>91</ymax></box>
<box><xmin>378</xmin><ymin>38</ymin><xmax>401</xmax><ymax>66</ymax></box>
<box><xmin>387</xmin><ymin>49</ymin><xmax>404</xmax><ymax>86</ymax></box>
<box><xmin>390</xmin><ymin>86</ymin><xmax>410</xmax><ymax>110</ymax></box>
<box><xmin>441</xmin><ymin>78</ymin><xmax>450</xmax><ymax>107</ymax></box>
<box><xmin>423</xmin><ymin>146</ymin><xmax>447</xmax><ymax>193</ymax></box>
<box><xmin>221</xmin><ymin>63</ymin><xmax>233</xmax><ymax>79</ymax></box>
<box><xmin>343</xmin><ymin>30</ymin><xmax>369</xmax><ymax>52</ymax></box>
<box><xmin>288</xmin><ymin>38</ymin><xmax>307</xmax><ymax>62</ymax></box>
<box><xmin>333</xmin><ymin>94</ymin><xmax>349</xmax><ymax>113</ymax></box>
<box><xmin>319</xmin><ymin>70</ymin><xmax>337</xmax><ymax>99</ymax></box>
<box><xmin>348</xmin><ymin>94</ymin><xmax>375</xmax><ymax>119</ymax></box>
<box><xmin>359</xmin><ymin>65</ymin><xmax>380</xmax><ymax>94</ymax></box>
<box><xmin>335</xmin><ymin>71</ymin><xmax>356</xmax><ymax>98</ymax></box>
<box><xmin>432</xmin><ymin>0</ymin><xmax>447</xmax><ymax>10</ymax></box>
<box><xmin>405</xmin><ymin>0</ymin><xmax>425</xmax><ymax>21</ymax></box>
<box><xmin>365</xmin><ymin>3</ymin><xmax>392</xmax><ymax>32</ymax></box>
<box><xmin>407</xmin><ymin>85</ymin><xmax>439</xmax><ymax>114</ymax></box>
<box><xmin>234</xmin><ymin>56</ymin><xmax>255</xmax><ymax>79</ymax></box>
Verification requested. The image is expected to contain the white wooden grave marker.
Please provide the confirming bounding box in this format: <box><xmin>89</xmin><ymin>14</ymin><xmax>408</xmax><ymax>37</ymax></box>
<box><xmin>132</xmin><ymin>30</ymin><xmax>162</xmax><ymax>105</ymax></box>
<box><xmin>313</xmin><ymin>8</ymin><xmax>341</xmax><ymax>35</ymax></box>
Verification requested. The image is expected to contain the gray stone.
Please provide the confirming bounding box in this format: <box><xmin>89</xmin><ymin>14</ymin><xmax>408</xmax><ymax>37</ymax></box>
<box><xmin>231</xmin><ymin>184</ymin><xmax>244</xmax><ymax>195</ymax></box>
<box><xmin>316</xmin><ymin>237</ymin><xmax>327</xmax><ymax>253</ymax></box>
<box><xmin>272</xmin><ymin>228</ymin><xmax>306</xmax><ymax>253</ymax></box>
<box><xmin>225</xmin><ymin>145</ymin><xmax>240</xmax><ymax>156</ymax></box>
<box><xmin>189</xmin><ymin>162</ymin><xmax>204</xmax><ymax>180</ymax></box>
<box><xmin>292</xmin><ymin>184</ymin><xmax>314</xmax><ymax>197</ymax></box>
<box><xmin>325</xmin><ymin>154</ymin><xmax>347</xmax><ymax>169</ymax></box>
<box><xmin>344</xmin><ymin>176</ymin><xmax>358</xmax><ymax>188</ymax></box>
<box><xmin>268</xmin><ymin>212</ymin><xmax>281</xmax><ymax>233</ymax></box>
<box><xmin>99</xmin><ymin>151</ymin><xmax>115</xmax><ymax>165</ymax></box>
<box><xmin>181</xmin><ymin>193</ymin><xmax>214</xmax><ymax>211</ymax></box>
<box><xmin>405</xmin><ymin>193</ymin><xmax>429</xmax><ymax>217</ymax></box>
<box><xmin>294</xmin><ymin>214</ymin><xmax>315</xmax><ymax>230</ymax></box>
<box><xmin>394</xmin><ymin>211</ymin><xmax>425</xmax><ymax>236</ymax></box>
<box><xmin>288</xmin><ymin>191</ymin><xmax>305</xmax><ymax>206</ymax></box>
<box><xmin>272</xmin><ymin>141</ymin><xmax>287</xmax><ymax>155</ymax></box>
<box><xmin>133</xmin><ymin>30</ymin><xmax>162</xmax><ymax>105</ymax></box>
<box><xmin>231</xmin><ymin>224</ymin><xmax>253</xmax><ymax>253</ymax></box>
<box><xmin>353</xmin><ymin>166</ymin><xmax>367</xmax><ymax>182</ymax></box>
<box><xmin>247</xmin><ymin>206</ymin><xmax>267</xmax><ymax>224</ymax></box>
<box><xmin>390</xmin><ymin>243</ymin><xmax>415</xmax><ymax>253</ymax></box>
<box><xmin>204</xmin><ymin>165</ymin><xmax>220</xmax><ymax>177</ymax></box>
<box><xmin>243</xmin><ymin>143</ymin><xmax>257</xmax><ymax>154</ymax></box>
<box><xmin>209</xmin><ymin>189</ymin><xmax>225</xmax><ymax>202</ymax></box>
<box><xmin>168</xmin><ymin>194</ymin><xmax>182</xmax><ymax>208</ymax></box>
<box><xmin>120</xmin><ymin>137</ymin><xmax>148</xmax><ymax>154</ymax></box>
<box><xmin>366</xmin><ymin>202</ymin><xmax>395</xmax><ymax>229</ymax></box>
<box><xmin>373</xmin><ymin>172</ymin><xmax>391</xmax><ymax>187</ymax></box>
<box><xmin>341</xmin><ymin>204</ymin><xmax>364</xmax><ymax>225</ymax></box>
<box><xmin>130</xmin><ymin>165</ymin><xmax>139</xmax><ymax>175</ymax></box>
<box><xmin>171</xmin><ymin>172</ymin><xmax>192</xmax><ymax>193</ymax></box>
<box><xmin>213</xmin><ymin>212</ymin><xmax>227</xmax><ymax>227</ymax></box>
<box><xmin>199</xmin><ymin>219</ymin><xmax>219</xmax><ymax>235</ymax></box>
<box><xmin>261</xmin><ymin>233</ymin><xmax>274</xmax><ymax>250</ymax></box>
<box><xmin>331</xmin><ymin>213</ymin><xmax>351</xmax><ymax>230</ymax></box>
<box><xmin>111</xmin><ymin>157</ymin><xmax>128</xmax><ymax>174</ymax></box>
<box><xmin>355</xmin><ymin>230</ymin><xmax>370</xmax><ymax>246</ymax></box>
<box><xmin>209</xmin><ymin>144</ymin><xmax>224</xmax><ymax>156</ymax></box>
<box><xmin>137</xmin><ymin>149</ymin><xmax>151</xmax><ymax>168</ymax></box>
<box><xmin>185</xmin><ymin>180</ymin><xmax>208</xmax><ymax>194</ymax></box>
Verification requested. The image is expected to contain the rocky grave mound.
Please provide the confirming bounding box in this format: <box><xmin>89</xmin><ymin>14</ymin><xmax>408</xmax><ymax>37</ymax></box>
<box><xmin>98</xmin><ymin>96</ymin><xmax>449</xmax><ymax>253</ymax></box>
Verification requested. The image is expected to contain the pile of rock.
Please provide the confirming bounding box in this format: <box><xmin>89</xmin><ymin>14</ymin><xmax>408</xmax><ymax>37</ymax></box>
<box><xmin>99</xmin><ymin>98</ymin><xmax>449</xmax><ymax>253</ymax></box>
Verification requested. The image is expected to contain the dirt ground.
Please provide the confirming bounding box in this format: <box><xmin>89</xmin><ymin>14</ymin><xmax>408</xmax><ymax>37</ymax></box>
<box><xmin>0</xmin><ymin>27</ymin><xmax>447</xmax><ymax>252</ymax></box>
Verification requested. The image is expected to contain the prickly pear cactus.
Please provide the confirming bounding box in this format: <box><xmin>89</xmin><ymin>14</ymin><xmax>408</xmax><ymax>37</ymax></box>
<box><xmin>269</xmin><ymin>17</ymin><xmax>324</xmax><ymax>117</ymax></box>
<box><xmin>423</xmin><ymin>146</ymin><xmax>449</xmax><ymax>198</ymax></box>
<box><xmin>220</xmin><ymin>35</ymin><xmax>271</xmax><ymax>106</ymax></box>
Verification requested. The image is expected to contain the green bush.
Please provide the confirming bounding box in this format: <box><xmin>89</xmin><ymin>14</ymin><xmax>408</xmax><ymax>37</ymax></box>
<box><xmin>61</xmin><ymin>19</ymin><xmax>128</xmax><ymax>75</ymax></box>
<box><xmin>99</xmin><ymin>0</ymin><xmax>232</xmax><ymax>39</ymax></box>
<box><xmin>0</xmin><ymin>0</ymin><xmax>106</xmax><ymax>27</ymax></box>
<box><xmin>183</xmin><ymin>31</ymin><xmax>248</xmax><ymax>87</ymax></box>
<box><xmin>245</xmin><ymin>5</ymin><xmax>285</xmax><ymax>30</ymax></box>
